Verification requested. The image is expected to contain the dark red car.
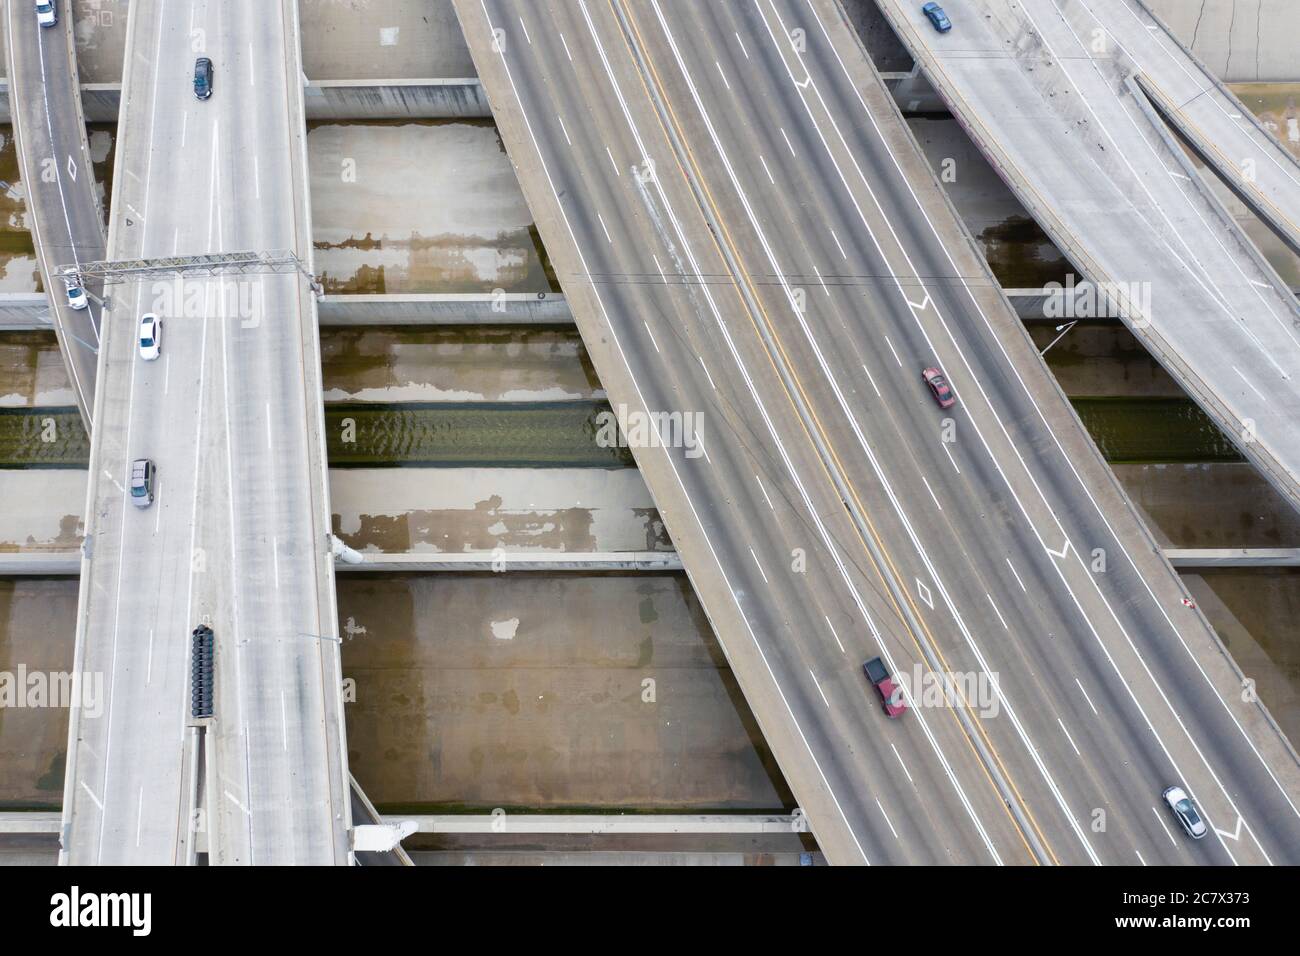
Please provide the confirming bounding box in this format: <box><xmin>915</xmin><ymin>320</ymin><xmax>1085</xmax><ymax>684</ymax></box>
<box><xmin>923</xmin><ymin>366</ymin><xmax>955</xmax><ymax>409</ymax></box>
<box><xmin>863</xmin><ymin>657</ymin><xmax>908</xmax><ymax>718</ymax></box>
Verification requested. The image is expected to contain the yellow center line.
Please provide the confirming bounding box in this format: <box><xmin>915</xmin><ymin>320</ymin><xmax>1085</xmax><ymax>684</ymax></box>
<box><xmin>609</xmin><ymin>0</ymin><xmax>1058</xmax><ymax>865</ymax></box>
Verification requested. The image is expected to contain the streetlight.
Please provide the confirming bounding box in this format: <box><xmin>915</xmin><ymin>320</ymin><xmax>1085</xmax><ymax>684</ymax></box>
<box><xmin>1039</xmin><ymin>320</ymin><xmax>1078</xmax><ymax>357</ymax></box>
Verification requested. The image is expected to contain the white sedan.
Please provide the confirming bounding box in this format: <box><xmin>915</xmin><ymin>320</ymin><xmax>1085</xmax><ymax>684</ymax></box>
<box><xmin>138</xmin><ymin>313</ymin><xmax>162</xmax><ymax>361</ymax></box>
<box><xmin>36</xmin><ymin>1</ymin><xmax>57</xmax><ymax>28</ymax></box>
<box><xmin>64</xmin><ymin>283</ymin><xmax>88</xmax><ymax>311</ymax></box>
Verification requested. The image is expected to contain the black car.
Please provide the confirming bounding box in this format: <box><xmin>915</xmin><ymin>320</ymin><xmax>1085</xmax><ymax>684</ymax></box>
<box><xmin>194</xmin><ymin>57</ymin><xmax>213</xmax><ymax>100</ymax></box>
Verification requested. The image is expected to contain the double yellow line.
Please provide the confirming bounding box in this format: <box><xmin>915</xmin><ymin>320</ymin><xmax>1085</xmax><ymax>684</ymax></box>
<box><xmin>607</xmin><ymin>0</ymin><xmax>1057</xmax><ymax>865</ymax></box>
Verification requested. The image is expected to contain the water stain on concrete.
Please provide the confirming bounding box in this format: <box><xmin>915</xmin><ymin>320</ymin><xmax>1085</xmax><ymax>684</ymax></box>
<box><xmin>978</xmin><ymin>215</ymin><xmax>1072</xmax><ymax>288</ymax></box>
<box><xmin>309</xmin><ymin>120</ymin><xmax>558</xmax><ymax>294</ymax></box>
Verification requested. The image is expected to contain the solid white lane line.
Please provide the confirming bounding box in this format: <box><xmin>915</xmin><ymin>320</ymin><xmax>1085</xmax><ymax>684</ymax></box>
<box><xmin>1058</xmin><ymin>717</ymin><xmax>1081</xmax><ymax>757</ymax></box>
<box><xmin>1075</xmin><ymin>678</ymin><xmax>1099</xmax><ymax>716</ymax></box>
<box><xmin>824</xmin><ymin>615</ymin><xmax>845</xmax><ymax>654</ymax></box>
<box><xmin>755</xmin><ymin>473</ymin><xmax>775</xmax><ymax>511</ymax></box>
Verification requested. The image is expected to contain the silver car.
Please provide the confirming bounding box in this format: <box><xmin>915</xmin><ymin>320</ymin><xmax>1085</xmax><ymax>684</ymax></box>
<box><xmin>1162</xmin><ymin>785</ymin><xmax>1207</xmax><ymax>840</ymax></box>
<box><xmin>129</xmin><ymin>458</ymin><xmax>155</xmax><ymax>509</ymax></box>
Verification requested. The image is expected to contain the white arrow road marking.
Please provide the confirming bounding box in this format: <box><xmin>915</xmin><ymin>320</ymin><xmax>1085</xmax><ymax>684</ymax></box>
<box><xmin>1215</xmin><ymin>815</ymin><xmax>1245</xmax><ymax>841</ymax></box>
<box><xmin>906</xmin><ymin>293</ymin><xmax>931</xmax><ymax>311</ymax></box>
<box><xmin>1046</xmin><ymin>539</ymin><xmax>1071</xmax><ymax>560</ymax></box>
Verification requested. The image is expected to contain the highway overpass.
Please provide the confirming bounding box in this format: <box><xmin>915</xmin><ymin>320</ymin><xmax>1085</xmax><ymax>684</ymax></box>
<box><xmin>456</xmin><ymin>0</ymin><xmax>1300</xmax><ymax>865</ymax></box>
<box><xmin>874</xmin><ymin>0</ymin><xmax>1300</xmax><ymax>521</ymax></box>
<box><xmin>3</xmin><ymin>0</ymin><xmax>106</xmax><ymax>426</ymax></box>
<box><xmin>59</xmin><ymin>0</ymin><xmax>350</xmax><ymax>865</ymax></box>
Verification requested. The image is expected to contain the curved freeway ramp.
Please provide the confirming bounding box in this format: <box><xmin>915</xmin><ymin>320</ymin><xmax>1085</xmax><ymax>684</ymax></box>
<box><xmin>3</xmin><ymin>0</ymin><xmax>106</xmax><ymax>427</ymax></box>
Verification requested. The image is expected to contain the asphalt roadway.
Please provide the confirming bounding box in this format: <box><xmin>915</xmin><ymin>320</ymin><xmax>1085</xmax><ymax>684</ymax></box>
<box><xmin>457</xmin><ymin>0</ymin><xmax>1300</xmax><ymax>865</ymax></box>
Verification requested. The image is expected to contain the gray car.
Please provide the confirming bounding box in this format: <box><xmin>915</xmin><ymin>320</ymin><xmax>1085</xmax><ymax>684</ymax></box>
<box><xmin>129</xmin><ymin>458</ymin><xmax>155</xmax><ymax>508</ymax></box>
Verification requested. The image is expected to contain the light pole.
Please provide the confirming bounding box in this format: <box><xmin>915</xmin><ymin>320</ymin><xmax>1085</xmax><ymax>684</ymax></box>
<box><xmin>1039</xmin><ymin>320</ymin><xmax>1078</xmax><ymax>357</ymax></box>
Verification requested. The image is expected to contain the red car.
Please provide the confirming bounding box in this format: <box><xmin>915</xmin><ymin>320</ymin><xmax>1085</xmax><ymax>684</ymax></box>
<box><xmin>923</xmin><ymin>366</ymin><xmax>955</xmax><ymax>409</ymax></box>
<box><xmin>863</xmin><ymin>657</ymin><xmax>908</xmax><ymax>718</ymax></box>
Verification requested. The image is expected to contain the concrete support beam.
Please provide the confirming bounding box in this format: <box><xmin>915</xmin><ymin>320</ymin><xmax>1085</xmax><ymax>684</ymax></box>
<box><xmin>317</xmin><ymin>293</ymin><xmax>570</xmax><ymax>325</ymax></box>
<box><xmin>0</xmin><ymin>550</ymin><xmax>682</xmax><ymax>576</ymax></box>
<box><xmin>0</xmin><ymin>294</ymin><xmax>52</xmax><ymax>329</ymax></box>
<box><xmin>0</xmin><ymin>553</ymin><xmax>79</xmax><ymax>575</ymax></box>
<box><xmin>386</xmin><ymin>814</ymin><xmax>801</xmax><ymax>834</ymax></box>
<box><xmin>1164</xmin><ymin>548</ymin><xmax>1300</xmax><ymax>568</ymax></box>
<box><xmin>0</xmin><ymin>80</ymin><xmax>492</xmax><ymax>123</ymax></box>
<box><xmin>343</xmin><ymin>551</ymin><xmax>683</xmax><ymax>573</ymax></box>
<box><xmin>303</xmin><ymin>79</ymin><xmax>490</xmax><ymax>119</ymax></box>
<box><xmin>0</xmin><ymin>812</ymin><xmax>61</xmax><ymax>835</ymax></box>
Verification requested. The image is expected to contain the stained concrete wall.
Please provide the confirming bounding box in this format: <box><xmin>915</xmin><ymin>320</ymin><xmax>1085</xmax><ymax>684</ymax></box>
<box><xmin>303</xmin><ymin>80</ymin><xmax>489</xmax><ymax>120</ymax></box>
<box><xmin>317</xmin><ymin>293</ymin><xmax>571</xmax><ymax>325</ymax></box>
